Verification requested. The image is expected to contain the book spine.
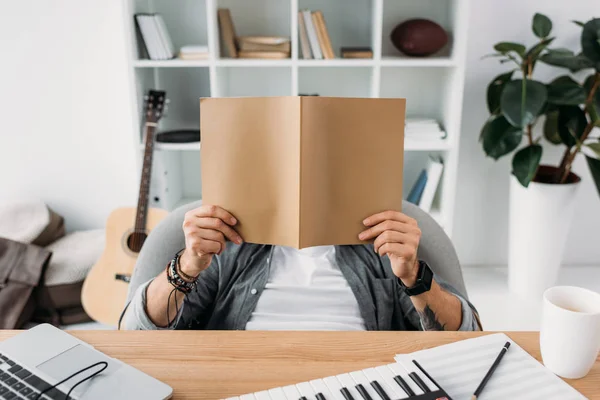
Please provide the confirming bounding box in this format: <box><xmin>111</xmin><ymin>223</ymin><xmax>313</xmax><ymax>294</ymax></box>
<box><xmin>407</xmin><ymin>170</ymin><xmax>428</xmax><ymax>204</ymax></box>
<box><xmin>418</xmin><ymin>159</ymin><xmax>444</xmax><ymax>212</ymax></box>
<box><xmin>218</xmin><ymin>8</ymin><xmax>238</xmax><ymax>58</ymax></box>
<box><xmin>311</xmin><ymin>12</ymin><xmax>328</xmax><ymax>60</ymax></box>
<box><xmin>297</xmin><ymin>11</ymin><xmax>312</xmax><ymax>59</ymax></box>
<box><xmin>302</xmin><ymin>10</ymin><xmax>322</xmax><ymax>59</ymax></box>
<box><xmin>137</xmin><ymin>16</ymin><xmax>160</xmax><ymax>60</ymax></box>
<box><xmin>315</xmin><ymin>11</ymin><xmax>334</xmax><ymax>59</ymax></box>
<box><xmin>155</xmin><ymin>14</ymin><xmax>175</xmax><ymax>58</ymax></box>
<box><xmin>153</xmin><ymin>15</ymin><xmax>171</xmax><ymax>59</ymax></box>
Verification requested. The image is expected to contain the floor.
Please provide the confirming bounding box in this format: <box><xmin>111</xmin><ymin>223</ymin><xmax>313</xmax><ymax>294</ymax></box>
<box><xmin>463</xmin><ymin>265</ymin><xmax>600</xmax><ymax>331</ymax></box>
<box><xmin>63</xmin><ymin>266</ymin><xmax>600</xmax><ymax>332</ymax></box>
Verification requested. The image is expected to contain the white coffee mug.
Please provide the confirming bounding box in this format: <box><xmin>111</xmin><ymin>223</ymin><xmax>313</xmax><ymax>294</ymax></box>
<box><xmin>540</xmin><ymin>286</ymin><xmax>600</xmax><ymax>379</ymax></box>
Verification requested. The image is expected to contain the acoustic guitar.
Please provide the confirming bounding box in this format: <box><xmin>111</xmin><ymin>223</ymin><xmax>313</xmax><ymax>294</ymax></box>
<box><xmin>82</xmin><ymin>90</ymin><xmax>169</xmax><ymax>326</ymax></box>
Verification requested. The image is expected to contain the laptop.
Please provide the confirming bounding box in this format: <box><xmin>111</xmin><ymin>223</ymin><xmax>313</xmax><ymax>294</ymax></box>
<box><xmin>0</xmin><ymin>324</ymin><xmax>172</xmax><ymax>399</ymax></box>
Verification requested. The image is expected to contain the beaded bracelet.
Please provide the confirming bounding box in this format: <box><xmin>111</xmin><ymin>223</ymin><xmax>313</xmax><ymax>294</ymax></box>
<box><xmin>176</xmin><ymin>254</ymin><xmax>199</xmax><ymax>282</ymax></box>
<box><xmin>167</xmin><ymin>253</ymin><xmax>196</xmax><ymax>294</ymax></box>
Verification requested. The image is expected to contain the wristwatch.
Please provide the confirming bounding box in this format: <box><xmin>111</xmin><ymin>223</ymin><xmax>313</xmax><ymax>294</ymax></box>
<box><xmin>398</xmin><ymin>260</ymin><xmax>433</xmax><ymax>296</ymax></box>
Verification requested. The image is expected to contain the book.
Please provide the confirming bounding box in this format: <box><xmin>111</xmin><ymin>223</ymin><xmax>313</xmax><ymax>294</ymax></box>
<box><xmin>200</xmin><ymin>97</ymin><xmax>406</xmax><ymax>249</ymax></box>
<box><xmin>154</xmin><ymin>14</ymin><xmax>175</xmax><ymax>59</ymax></box>
<box><xmin>405</xmin><ymin>118</ymin><xmax>446</xmax><ymax>140</ymax></box>
<box><xmin>237</xmin><ymin>36</ymin><xmax>291</xmax><ymax>52</ymax></box>
<box><xmin>302</xmin><ymin>10</ymin><xmax>322</xmax><ymax>59</ymax></box>
<box><xmin>237</xmin><ymin>51</ymin><xmax>290</xmax><ymax>59</ymax></box>
<box><xmin>298</xmin><ymin>11</ymin><xmax>312</xmax><ymax>59</ymax></box>
<box><xmin>418</xmin><ymin>157</ymin><xmax>444</xmax><ymax>212</ymax></box>
<box><xmin>406</xmin><ymin>170</ymin><xmax>427</xmax><ymax>204</ymax></box>
<box><xmin>217</xmin><ymin>8</ymin><xmax>238</xmax><ymax>58</ymax></box>
<box><xmin>314</xmin><ymin>11</ymin><xmax>335</xmax><ymax>59</ymax></box>
<box><xmin>341</xmin><ymin>47</ymin><xmax>373</xmax><ymax>59</ymax></box>
<box><xmin>395</xmin><ymin>333</ymin><xmax>586</xmax><ymax>400</ymax></box>
<box><xmin>311</xmin><ymin>12</ymin><xmax>329</xmax><ymax>60</ymax></box>
<box><xmin>136</xmin><ymin>15</ymin><xmax>162</xmax><ymax>60</ymax></box>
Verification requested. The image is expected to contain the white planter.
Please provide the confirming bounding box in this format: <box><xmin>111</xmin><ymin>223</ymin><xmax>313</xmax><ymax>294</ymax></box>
<box><xmin>508</xmin><ymin>169</ymin><xmax>581</xmax><ymax>301</ymax></box>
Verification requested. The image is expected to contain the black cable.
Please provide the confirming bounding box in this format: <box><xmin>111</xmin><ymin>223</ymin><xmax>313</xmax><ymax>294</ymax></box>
<box><xmin>34</xmin><ymin>361</ymin><xmax>108</xmax><ymax>400</ymax></box>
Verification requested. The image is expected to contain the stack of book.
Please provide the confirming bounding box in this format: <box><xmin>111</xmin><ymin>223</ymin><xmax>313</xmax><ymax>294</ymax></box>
<box><xmin>298</xmin><ymin>10</ymin><xmax>334</xmax><ymax>59</ymax></box>
<box><xmin>179</xmin><ymin>45</ymin><xmax>209</xmax><ymax>60</ymax></box>
<box><xmin>218</xmin><ymin>9</ymin><xmax>291</xmax><ymax>59</ymax></box>
<box><xmin>135</xmin><ymin>14</ymin><xmax>175</xmax><ymax>60</ymax></box>
<box><xmin>406</xmin><ymin>156</ymin><xmax>444</xmax><ymax>212</ymax></box>
<box><xmin>341</xmin><ymin>47</ymin><xmax>373</xmax><ymax>59</ymax></box>
<box><xmin>405</xmin><ymin>118</ymin><xmax>446</xmax><ymax>141</ymax></box>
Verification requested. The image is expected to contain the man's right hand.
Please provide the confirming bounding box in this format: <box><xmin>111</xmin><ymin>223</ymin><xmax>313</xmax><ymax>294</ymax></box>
<box><xmin>179</xmin><ymin>205</ymin><xmax>243</xmax><ymax>277</ymax></box>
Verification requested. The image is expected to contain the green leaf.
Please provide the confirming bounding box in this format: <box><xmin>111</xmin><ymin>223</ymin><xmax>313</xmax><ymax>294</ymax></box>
<box><xmin>585</xmin><ymin>142</ymin><xmax>600</xmax><ymax>158</ymax></box>
<box><xmin>573</xmin><ymin>20</ymin><xmax>585</xmax><ymax>28</ymax></box>
<box><xmin>481</xmin><ymin>115</ymin><xmax>523</xmax><ymax>159</ymax></box>
<box><xmin>486</xmin><ymin>71</ymin><xmax>514</xmax><ymax>114</ymax></box>
<box><xmin>547</xmin><ymin>48</ymin><xmax>574</xmax><ymax>56</ymax></box>
<box><xmin>494</xmin><ymin>42</ymin><xmax>526</xmax><ymax>57</ymax></box>
<box><xmin>584</xmin><ymin>74</ymin><xmax>600</xmax><ymax>121</ymax></box>
<box><xmin>539</xmin><ymin>52</ymin><xmax>594</xmax><ymax>72</ymax></box>
<box><xmin>526</xmin><ymin>37</ymin><xmax>555</xmax><ymax>62</ymax></box>
<box><xmin>500</xmin><ymin>79</ymin><xmax>548</xmax><ymax>127</ymax></box>
<box><xmin>533</xmin><ymin>13</ymin><xmax>552</xmax><ymax>38</ymax></box>
<box><xmin>585</xmin><ymin>155</ymin><xmax>600</xmax><ymax>198</ymax></box>
<box><xmin>543</xmin><ymin>110</ymin><xmax>562</xmax><ymax>144</ymax></box>
<box><xmin>512</xmin><ymin>145</ymin><xmax>543</xmax><ymax>187</ymax></box>
<box><xmin>547</xmin><ymin>75</ymin><xmax>587</xmax><ymax>105</ymax></box>
<box><xmin>557</xmin><ymin>105</ymin><xmax>588</xmax><ymax>147</ymax></box>
<box><xmin>581</xmin><ymin>19</ymin><xmax>600</xmax><ymax>62</ymax></box>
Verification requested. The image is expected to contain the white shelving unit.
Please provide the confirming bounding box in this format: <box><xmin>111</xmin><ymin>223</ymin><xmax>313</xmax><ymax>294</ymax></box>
<box><xmin>123</xmin><ymin>0</ymin><xmax>468</xmax><ymax>236</ymax></box>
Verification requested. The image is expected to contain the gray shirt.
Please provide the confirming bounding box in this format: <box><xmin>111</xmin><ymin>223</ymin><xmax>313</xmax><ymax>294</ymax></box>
<box><xmin>123</xmin><ymin>243</ymin><xmax>480</xmax><ymax>331</ymax></box>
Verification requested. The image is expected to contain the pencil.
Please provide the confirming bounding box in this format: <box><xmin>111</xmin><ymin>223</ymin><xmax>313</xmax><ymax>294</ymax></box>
<box><xmin>471</xmin><ymin>341</ymin><xmax>511</xmax><ymax>400</ymax></box>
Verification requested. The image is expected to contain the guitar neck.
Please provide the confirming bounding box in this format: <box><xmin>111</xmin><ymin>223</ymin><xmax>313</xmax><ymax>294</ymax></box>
<box><xmin>134</xmin><ymin>121</ymin><xmax>157</xmax><ymax>233</ymax></box>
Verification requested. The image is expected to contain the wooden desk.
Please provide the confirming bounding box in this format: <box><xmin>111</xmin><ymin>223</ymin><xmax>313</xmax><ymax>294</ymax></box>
<box><xmin>0</xmin><ymin>331</ymin><xmax>598</xmax><ymax>399</ymax></box>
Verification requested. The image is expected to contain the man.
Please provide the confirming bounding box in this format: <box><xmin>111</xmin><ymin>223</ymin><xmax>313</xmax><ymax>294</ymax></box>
<box><xmin>123</xmin><ymin>204</ymin><xmax>480</xmax><ymax>331</ymax></box>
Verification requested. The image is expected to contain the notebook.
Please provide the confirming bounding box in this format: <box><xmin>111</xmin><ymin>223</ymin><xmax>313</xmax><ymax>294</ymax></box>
<box><xmin>394</xmin><ymin>333</ymin><xmax>585</xmax><ymax>400</ymax></box>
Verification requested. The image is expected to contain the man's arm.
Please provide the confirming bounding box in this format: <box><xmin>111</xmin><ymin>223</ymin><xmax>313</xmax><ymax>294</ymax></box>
<box><xmin>122</xmin><ymin>205</ymin><xmax>243</xmax><ymax>329</ymax></box>
<box><xmin>360</xmin><ymin>210</ymin><xmax>478</xmax><ymax>331</ymax></box>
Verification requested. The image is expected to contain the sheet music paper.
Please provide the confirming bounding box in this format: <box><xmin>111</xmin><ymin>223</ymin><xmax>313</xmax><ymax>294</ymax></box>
<box><xmin>395</xmin><ymin>333</ymin><xmax>585</xmax><ymax>400</ymax></box>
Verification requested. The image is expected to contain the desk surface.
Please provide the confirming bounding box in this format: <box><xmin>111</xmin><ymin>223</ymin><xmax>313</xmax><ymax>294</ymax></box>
<box><xmin>0</xmin><ymin>331</ymin><xmax>598</xmax><ymax>399</ymax></box>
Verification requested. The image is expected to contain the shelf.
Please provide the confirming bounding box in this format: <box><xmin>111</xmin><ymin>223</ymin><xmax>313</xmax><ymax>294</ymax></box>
<box><xmin>143</xmin><ymin>142</ymin><xmax>201</xmax><ymax>151</ymax></box>
<box><xmin>297</xmin><ymin>59</ymin><xmax>374</xmax><ymax>67</ymax></box>
<box><xmin>216</xmin><ymin>59</ymin><xmax>293</xmax><ymax>67</ymax></box>
<box><xmin>380</xmin><ymin>56</ymin><xmax>456</xmax><ymax>67</ymax></box>
<box><xmin>133</xmin><ymin>59</ymin><xmax>210</xmax><ymax>68</ymax></box>
<box><xmin>404</xmin><ymin>138</ymin><xmax>451</xmax><ymax>151</ymax></box>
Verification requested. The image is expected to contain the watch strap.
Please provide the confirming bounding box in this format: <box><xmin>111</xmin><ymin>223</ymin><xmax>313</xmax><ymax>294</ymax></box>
<box><xmin>399</xmin><ymin>260</ymin><xmax>433</xmax><ymax>296</ymax></box>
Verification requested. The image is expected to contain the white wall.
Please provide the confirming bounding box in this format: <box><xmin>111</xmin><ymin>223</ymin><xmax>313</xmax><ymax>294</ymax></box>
<box><xmin>0</xmin><ymin>1</ymin><xmax>138</xmax><ymax>231</ymax></box>
<box><xmin>1</xmin><ymin>0</ymin><xmax>598</xmax><ymax>264</ymax></box>
<box><xmin>454</xmin><ymin>0</ymin><xmax>600</xmax><ymax>265</ymax></box>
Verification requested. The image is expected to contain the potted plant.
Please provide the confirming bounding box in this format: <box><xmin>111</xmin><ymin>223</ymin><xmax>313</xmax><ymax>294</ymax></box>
<box><xmin>480</xmin><ymin>14</ymin><xmax>600</xmax><ymax>299</ymax></box>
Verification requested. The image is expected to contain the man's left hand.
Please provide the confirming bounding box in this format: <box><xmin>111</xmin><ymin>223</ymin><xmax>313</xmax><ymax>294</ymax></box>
<box><xmin>358</xmin><ymin>210</ymin><xmax>422</xmax><ymax>286</ymax></box>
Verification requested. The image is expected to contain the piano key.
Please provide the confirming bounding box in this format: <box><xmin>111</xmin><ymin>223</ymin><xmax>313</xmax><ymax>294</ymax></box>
<box><xmin>268</xmin><ymin>387</ymin><xmax>288</xmax><ymax>400</ymax></box>
<box><xmin>397</xmin><ymin>361</ymin><xmax>438</xmax><ymax>392</ymax></box>
<box><xmin>310</xmin><ymin>379</ymin><xmax>335</xmax><ymax>400</ymax></box>
<box><xmin>355</xmin><ymin>384</ymin><xmax>373</xmax><ymax>400</ymax></box>
<box><xmin>408</xmin><ymin>372</ymin><xmax>430</xmax><ymax>393</ymax></box>
<box><xmin>392</xmin><ymin>375</ymin><xmax>415</xmax><ymax>397</ymax></box>
<box><xmin>387</xmin><ymin>364</ymin><xmax>423</xmax><ymax>396</ymax></box>
<box><xmin>348</xmin><ymin>371</ymin><xmax>379</xmax><ymax>400</ymax></box>
<box><xmin>340</xmin><ymin>387</ymin><xmax>355</xmax><ymax>400</ymax></box>
<box><xmin>315</xmin><ymin>394</ymin><xmax>326</xmax><ymax>400</ymax></box>
<box><xmin>334</xmin><ymin>374</ymin><xmax>362</xmax><ymax>400</ymax></box>
<box><xmin>321</xmin><ymin>376</ymin><xmax>348</xmax><ymax>400</ymax></box>
<box><xmin>281</xmin><ymin>385</ymin><xmax>301</xmax><ymax>399</ymax></box>
<box><xmin>240</xmin><ymin>394</ymin><xmax>257</xmax><ymax>400</ymax></box>
<box><xmin>254</xmin><ymin>391</ymin><xmax>272</xmax><ymax>400</ymax></box>
<box><xmin>374</xmin><ymin>365</ymin><xmax>407</xmax><ymax>399</ymax></box>
<box><xmin>296</xmin><ymin>381</ymin><xmax>316</xmax><ymax>398</ymax></box>
<box><xmin>363</xmin><ymin>368</ymin><xmax>399</xmax><ymax>399</ymax></box>
<box><xmin>224</xmin><ymin>397</ymin><xmax>240</xmax><ymax>400</ymax></box>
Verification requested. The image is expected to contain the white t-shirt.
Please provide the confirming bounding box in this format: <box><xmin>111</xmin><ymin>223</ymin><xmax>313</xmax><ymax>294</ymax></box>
<box><xmin>245</xmin><ymin>245</ymin><xmax>366</xmax><ymax>331</ymax></box>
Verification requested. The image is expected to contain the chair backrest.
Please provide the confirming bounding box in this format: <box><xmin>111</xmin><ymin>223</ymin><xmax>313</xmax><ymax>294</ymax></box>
<box><xmin>126</xmin><ymin>200</ymin><xmax>467</xmax><ymax>303</ymax></box>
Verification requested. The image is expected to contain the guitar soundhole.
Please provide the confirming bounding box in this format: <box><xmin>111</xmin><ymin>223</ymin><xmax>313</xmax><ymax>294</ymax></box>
<box><xmin>126</xmin><ymin>232</ymin><xmax>148</xmax><ymax>253</ymax></box>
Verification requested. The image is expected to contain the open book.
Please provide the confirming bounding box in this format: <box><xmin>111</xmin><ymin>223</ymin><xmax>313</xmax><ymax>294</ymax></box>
<box><xmin>200</xmin><ymin>96</ymin><xmax>406</xmax><ymax>249</ymax></box>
